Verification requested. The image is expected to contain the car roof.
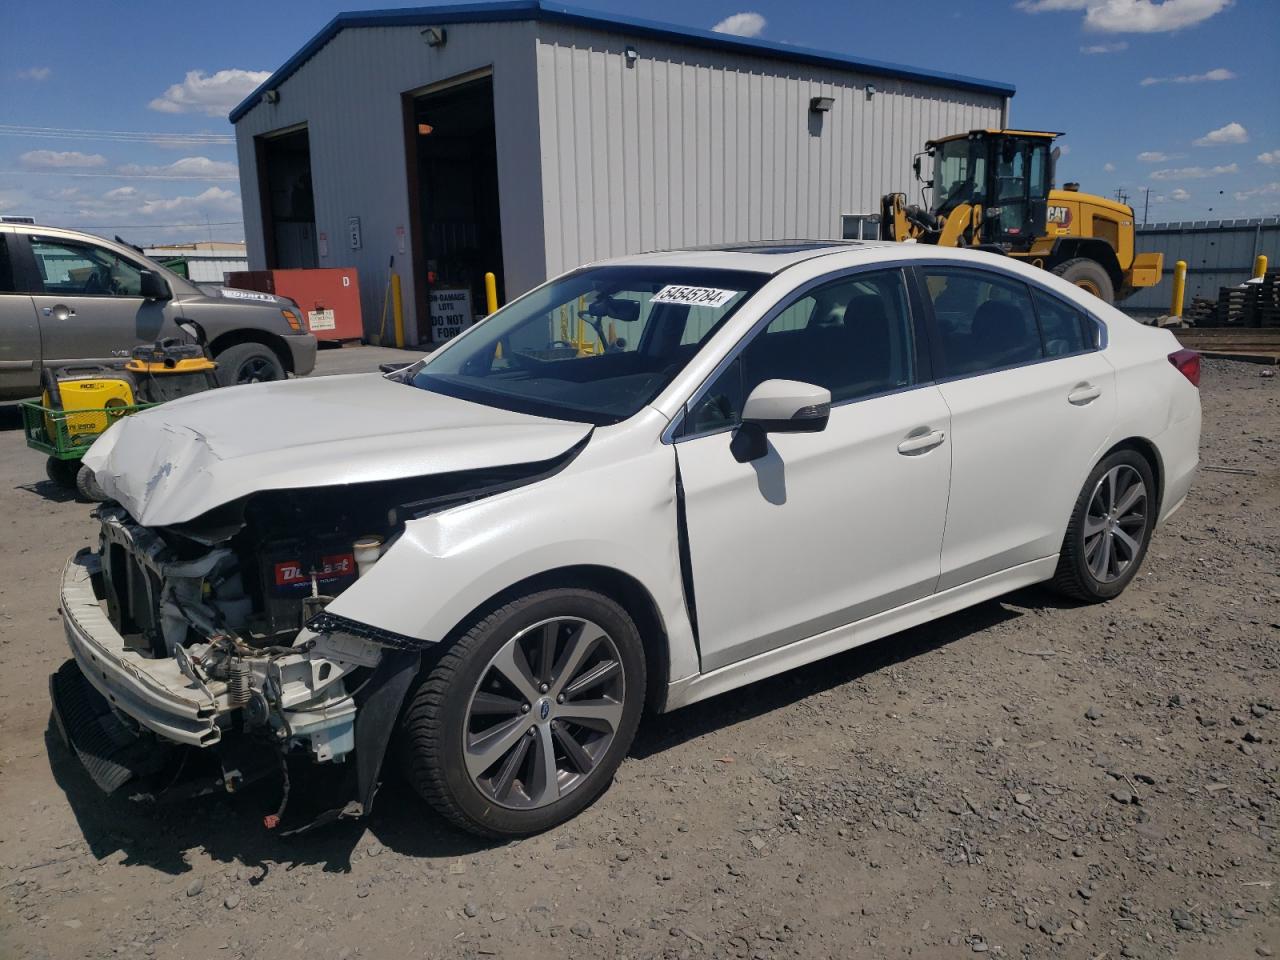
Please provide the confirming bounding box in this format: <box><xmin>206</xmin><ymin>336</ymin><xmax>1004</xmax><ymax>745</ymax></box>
<box><xmin>596</xmin><ymin>240</ymin><xmax>897</xmax><ymax>274</ymax></box>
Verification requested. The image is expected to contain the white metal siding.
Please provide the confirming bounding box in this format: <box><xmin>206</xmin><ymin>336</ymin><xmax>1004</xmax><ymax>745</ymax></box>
<box><xmin>534</xmin><ymin>24</ymin><xmax>1005</xmax><ymax>276</ymax></box>
<box><xmin>234</xmin><ymin>22</ymin><xmax>544</xmax><ymax>344</ymax></box>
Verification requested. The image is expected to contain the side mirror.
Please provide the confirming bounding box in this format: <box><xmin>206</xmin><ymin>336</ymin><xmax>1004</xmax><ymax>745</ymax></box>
<box><xmin>140</xmin><ymin>270</ymin><xmax>170</xmax><ymax>301</ymax></box>
<box><xmin>731</xmin><ymin>379</ymin><xmax>831</xmax><ymax>463</ymax></box>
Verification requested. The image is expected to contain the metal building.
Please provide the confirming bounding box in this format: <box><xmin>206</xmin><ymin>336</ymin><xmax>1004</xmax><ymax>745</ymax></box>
<box><xmin>231</xmin><ymin>1</ymin><xmax>1014</xmax><ymax>345</ymax></box>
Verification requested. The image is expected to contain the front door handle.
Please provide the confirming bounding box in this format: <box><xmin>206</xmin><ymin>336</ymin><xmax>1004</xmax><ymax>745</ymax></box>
<box><xmin>42</xmin><ymin>304</ymin><xmax>76</xmax><ymax>320</ymax></box>
<box><xmin>897</xmin><ymin>429</ymin><xmax>946</xmax><ymax>455</ymax></box>
<box><xmin>1068</xmin><ymin>383</ymin><xmax>1101</xmax><ymax>406</ymax></box>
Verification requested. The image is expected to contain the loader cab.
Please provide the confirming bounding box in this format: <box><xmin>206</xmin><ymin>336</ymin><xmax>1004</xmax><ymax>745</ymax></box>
<box><xmin>926</xmin><ymin>130</ymin><xmax>1058</xmax><ymax>250</ymax></box>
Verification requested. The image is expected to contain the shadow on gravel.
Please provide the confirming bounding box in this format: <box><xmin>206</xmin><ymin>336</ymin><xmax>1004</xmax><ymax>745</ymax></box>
<box><xmin>15</xmin><ymin>479</ymin><xmax>79</xmax><ymax>504</ymax></box>
<box><xmin>44</xmin><ymin>588</ymin><xmax>1080</xmax><ymax>872</ymax></box>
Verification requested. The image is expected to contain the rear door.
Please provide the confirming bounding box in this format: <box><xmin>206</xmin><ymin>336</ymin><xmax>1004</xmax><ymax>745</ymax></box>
<box><xmin>26</xmin><ymin>234</ymin><xmax>184</xmax><ymax>366</ymax></box>
<box><xmin>0</xmin><ymin>232</ymin><xmax>41</xmax><ymax>400</ymax></box>
<box><xmin>918</xmin><ymin>265</ymin><xmax>1116</xmax><ymax>590</ymax></box>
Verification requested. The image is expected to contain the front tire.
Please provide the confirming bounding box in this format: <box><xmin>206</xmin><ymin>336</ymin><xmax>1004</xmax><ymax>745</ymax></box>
<box><xmin>1051</xmin><ymin>449</ymin><xmax>1156</xmax><ymax>602</ymax></box>
<box><xmin>1051</xmin><ymin>257</ymin><xmax>1115</xmax><ymax>304</ymax></box>
<box><xmin>401</xmin><ymin>588</ymin><xmax>646</xmax><ymax>838</ymax></box>
<box><xmin>214</xmin><ymin>342</ymin><xmax>285</xmax><ymax>386</ymax></box>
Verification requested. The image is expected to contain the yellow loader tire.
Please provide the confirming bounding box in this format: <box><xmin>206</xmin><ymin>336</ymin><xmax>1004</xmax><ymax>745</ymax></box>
<box><xmin>1052</xmin><ymin>258</ymin><xmax>1114</xmax><ymax>304</ymax></box>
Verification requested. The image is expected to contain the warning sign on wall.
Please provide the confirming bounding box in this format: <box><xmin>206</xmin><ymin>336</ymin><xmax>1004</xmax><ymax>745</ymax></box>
<box><xmin>429</xmin><ymin>288</ymin><xmax>473</xmax><ymax>342</ymax></box>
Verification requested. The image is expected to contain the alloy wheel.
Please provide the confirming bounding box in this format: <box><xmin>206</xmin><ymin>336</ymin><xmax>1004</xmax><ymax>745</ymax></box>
<box><xmin>1083</xmin><ymin>464</ymin><xmax>1147</xmax><ymax>583</ymax></box>
<box><xmin>237</xmin><ymin>356</ymin><xmax>279</xmax><ymax>383</ymax></box>
<box><xmin>463</xmin><ymin>617</ymin><xmax>626</xmax><ymax>810</ymax></box>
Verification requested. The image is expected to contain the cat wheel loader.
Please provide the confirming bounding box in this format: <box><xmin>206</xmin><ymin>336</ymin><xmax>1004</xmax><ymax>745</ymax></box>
<box><xmin>880</xmin><ymin>130</ymin><xmax>1163</xmax><ymax>303</ymax></box>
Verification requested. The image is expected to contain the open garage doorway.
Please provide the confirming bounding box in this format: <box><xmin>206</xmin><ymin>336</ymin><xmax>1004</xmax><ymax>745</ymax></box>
<box><xmin>406</xmin><ymin>74</ymin><xmax>504</xmax><ymax>343</ymax></box>
<box><xmin>256</xmin><ymin>126</ymin><xmax>317</xmax><ymax>269</ymax></box>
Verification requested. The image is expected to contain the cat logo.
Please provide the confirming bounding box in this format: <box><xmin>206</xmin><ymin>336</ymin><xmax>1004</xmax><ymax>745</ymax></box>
<box><xmin>1047</xmin><ymin>205</ymin><xmax>1072</xmax><ymax>228</ymax></box>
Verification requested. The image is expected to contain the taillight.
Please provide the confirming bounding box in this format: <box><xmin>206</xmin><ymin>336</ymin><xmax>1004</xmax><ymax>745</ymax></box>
<box><xmin>1168</xmin><ymin>348</ymin><xmax>1200</xmax><ymax>387</ymax></box>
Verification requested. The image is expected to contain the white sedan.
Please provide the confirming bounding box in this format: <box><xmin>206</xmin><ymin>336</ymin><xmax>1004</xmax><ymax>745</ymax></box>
<box><xmin>61</xmin><ymin>241</ymin><xmax>1200</xmax><ymax>838</ymax></box>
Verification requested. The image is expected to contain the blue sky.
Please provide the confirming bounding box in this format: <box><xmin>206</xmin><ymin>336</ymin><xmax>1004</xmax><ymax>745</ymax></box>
<box><xmin>1</xmin><ymin>0</ymin><xmax>1276</xmax><ymax>244</ymax></box>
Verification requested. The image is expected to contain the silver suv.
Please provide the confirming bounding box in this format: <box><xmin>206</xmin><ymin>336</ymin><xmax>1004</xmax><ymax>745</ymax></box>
<box><xmin>0</xmin><ymin>223</ymin><xmax>317</xmax><ymax>401</ymax></box>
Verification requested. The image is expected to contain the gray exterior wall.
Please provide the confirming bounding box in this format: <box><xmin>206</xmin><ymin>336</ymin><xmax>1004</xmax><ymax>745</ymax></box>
<box><xmin>532</xmin><ymin>23</ymin><xmax>1005</xmax><ymax>276</ymax></box>
<box><xmin>1125</xmin><ymin>217</ymin><xmax>1280</xmax><ymax>317</ymax></box>
<box><xmin>234</xmin><ymin>21</ymin><xmax>544</xmax><ymax>344</ymax></box>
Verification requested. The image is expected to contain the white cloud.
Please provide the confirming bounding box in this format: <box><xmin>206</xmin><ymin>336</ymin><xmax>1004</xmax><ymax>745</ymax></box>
<box><xmin>19</xmin><ymin>149</ymin><xmax>108</xmax><ymax>169</ymax></box>
<box><xmin>1259</xmin><ymin>151</ymin><xmax>1280</xmax><ymax>165</ymax></box>
<box><xmin>1104</xmin><ymin>162</ymin><xmax>1117</xmax><ymax>172</ymax></box>
<box><xmin>137</xmin><ymin>186</ymin><xmax>240</xmax><ymax>217</ymax></box>
<box><xmin>1081</xmin><ymin>40</ymin><xmax>1128</xmax><ymax>52</ymax></box>
<box><xmin>711</xmin><ymin>12</ymin><xmax>766</xmax><ymax>37</ymax></box>
<box><xmin>103</xmin><ymin>186</ymin><xmax>138</xmax><ymax>200</ymax></box>
<box><xmin>1140</xmin><ymin>67</ymin><xmax>1235</xmax><ymax>85</ymax></box>
<box><xmin>1170</xmin><ymin>187</ymin><xmax>1191</xmax><ymax>201</ymax></box>
<box><xmin>148</xmin><ymin>69</ymin><xmax>271</xmax><ymax>117</ymax></box>
<box><xmin>116</xmin><ymin>156</ymin><xmax>238</xmax><ymax>180</ymax></box>
<box><xmin>1233</xmin><ymin>182</ymin><xmax>1280</xmax><ymax>202</ymax></box>
<box><xmin>1017</xmin><ymin>0</ymin><xmax>1233</xmax><ymax>33</ymax></box>
<box><xmin>1194</xmin><ymin>121</ymin><xmax>1249</xmax><ymax>146</ymax></box>
<box><xmin>1149</xmin><ymin>163</ymin><xmax>1238</xmax><ymax>179</ymax></box>
<box><xmin>1137</xmin><ymin>151</ymin><xmax>1169</xmax><ymax>162</ymax></box>
<box><xmin>16</xmin><ymin>66</ymin><xmax>51</xmax><ymax>81</ymax></box>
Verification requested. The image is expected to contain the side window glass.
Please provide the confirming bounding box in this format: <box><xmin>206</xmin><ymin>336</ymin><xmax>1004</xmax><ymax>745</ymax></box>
<box><xmin>923</xmin><ymin>269</ymin><xmax>1043</xmax><ymax>377</ymax></box>
<box><xmin>29</xmin><ymin>238</ymin><xmax>144</xmax><ymax>297</ymax></box>
<box><xmin>683</xmin><ymin>269</ymin><xmax>916</xmax><ymax>436</ymax></box>
<box><xmin>1032</xmin><ymin>289</ymin><xmax>1089</xmax><ymax>356</ymax></box>
<box><xmin>0</xmin><ymin>236</ymin><xmax>16</xmax><ymax>293</ymax></box>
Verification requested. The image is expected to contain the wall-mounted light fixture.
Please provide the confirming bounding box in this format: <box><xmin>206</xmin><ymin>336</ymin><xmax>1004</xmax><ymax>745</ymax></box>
<box><xmin>417</xmin><ymin>123</ymin><xmax>435</xmax><ymax>136</ymax></box>
<box><xmin>262</xmin><ymin>89</ymin><xmax>280</xmax><ymax>105</ymax></box>
<box><xmin>421</xmin><ymin>26</ymin><xmax>447</xmax><ymax>47</ymax></box>
<box><xmin>865</xmin><ymin>84</ymin><xmax>876</xmax><ymax>100</ymax></box>
<box><xmin>809</xmin><ymin>96</ymin><xmax>834</xmax><ymax>113</ymax></box>
<box><xmin>624</xmin><ymin>45</ymin><xmax>638</xmax><ymax>66</ymax></box>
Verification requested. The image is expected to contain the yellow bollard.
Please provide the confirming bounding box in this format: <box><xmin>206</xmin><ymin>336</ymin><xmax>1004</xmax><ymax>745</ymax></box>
<box><xmin>391</xmin><ymin>272</ymin><xmax>405</xmax><ymax>348</ymax></box>
<box><xmin>484</xmin><ymin>271</ymin><xmax>499</xmax><ymax>315</ymax></box>
<box><xmin>1254</xmin><ymin>254</ymin><xmax>1269</xmax><ymax>280</ymax></box>
<box><xmin>1170</xmin><ymin>260</ymin><xmax>1187</xmax><ymax>319</ymax></box>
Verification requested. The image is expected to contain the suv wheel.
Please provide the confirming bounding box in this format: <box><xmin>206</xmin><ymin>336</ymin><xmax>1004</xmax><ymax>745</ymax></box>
<box><xmin>1051</xmin><ymin>449</ymin><xmax>1156</xmax><ymax>601</ymax></box>
<box><xmin>215</xmin><ymin>342</ymin><xmax>285</xmax><ymax>386</ymax></box>
<box><xmin>400</xmin><ymin>588</ymin><xmax>646</xmax><ymax>838</ymax></box>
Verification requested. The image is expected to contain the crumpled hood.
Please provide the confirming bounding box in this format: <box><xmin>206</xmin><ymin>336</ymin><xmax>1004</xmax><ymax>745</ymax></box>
<box><xmin>83</xmin><ymin>374</ymin><xmax>592</xmax><ymax>527</ymax></box>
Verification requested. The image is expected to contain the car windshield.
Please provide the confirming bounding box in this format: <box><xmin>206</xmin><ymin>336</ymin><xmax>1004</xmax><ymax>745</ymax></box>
<box><xmin>410</xmin><ymin>266</ymin><xmax>767</xmax><ymax>424</ymax></box>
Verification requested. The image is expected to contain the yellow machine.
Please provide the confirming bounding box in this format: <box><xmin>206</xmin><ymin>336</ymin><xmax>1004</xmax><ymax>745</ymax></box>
<box><xmin>40</xmin><ymin>368</ymin><xmax>136</xmax><ymax>446</ymax></box>
<box><xmin>881</xmin><ymin>130</ymin><xmax>1163</xmax><ymax>303</ymax></box>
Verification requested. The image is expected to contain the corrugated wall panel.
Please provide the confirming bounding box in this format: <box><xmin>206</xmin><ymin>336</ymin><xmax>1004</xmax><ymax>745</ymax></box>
<box><xmin>534</xmin><ymin>24</ymin><xmax>1005</xmax><ymax>275</ymax></box>
<box><xmin>234</xmin><ymin>21</ymin><xmax>543</xmax><ymax>343</ymax></box>
<box><xmin>1125</xmin><ymin>218</ymin><xmax>1280</xmax><ymax>316</ymax></box>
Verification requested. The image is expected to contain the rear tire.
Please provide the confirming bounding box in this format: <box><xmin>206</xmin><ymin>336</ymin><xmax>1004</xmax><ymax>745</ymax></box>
<box><xmin>214</xmin><ymin>342</ymin><xmax>285</xmax><ymax>386</ymax></box>
<box><xmin>1051</xmin><ymin>258</ymin><xmax>1115</xmax><ymax>304</ymax></box>
<box><xmin>1051</xmin><ymin>449</ymin><xmax>1156</xmax><ymax>602</ymax></box>
<box><xmin>400</xmin><ymin>587</ymin><xmax>645</xmax><ymax>838</ymax></box>
<box><xmin>45</xmin><ymin>457</ymin><xmax>79</xmax><ymax>489</ymax></box>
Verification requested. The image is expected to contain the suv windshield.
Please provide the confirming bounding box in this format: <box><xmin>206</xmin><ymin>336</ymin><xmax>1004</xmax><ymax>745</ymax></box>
<box><xmin>411</xmin><ymin>266</ymin><xmax>767</xmax><ymax>425</ymax></box>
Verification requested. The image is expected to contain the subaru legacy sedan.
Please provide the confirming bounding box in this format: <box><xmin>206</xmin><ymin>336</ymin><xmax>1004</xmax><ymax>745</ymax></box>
<box><xmin>55</xmin><ymin>242</ymin><xmax>1200</xmax><ymax>838</ymax></box>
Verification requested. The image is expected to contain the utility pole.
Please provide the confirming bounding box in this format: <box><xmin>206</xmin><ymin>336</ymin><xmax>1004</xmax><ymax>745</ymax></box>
<box><xmin>1142</xmin><ymin>187</ymin><xmax>1150</xmax><ymax>226</ymax></box>
<box><xmin>1113</xmin><ymin>187</ymin><xmax>1130</xmax><ymax>207</ymax></box>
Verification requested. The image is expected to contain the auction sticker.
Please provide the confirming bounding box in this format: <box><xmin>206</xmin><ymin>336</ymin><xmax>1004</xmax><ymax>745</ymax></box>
<box><xmin>650</xmin><ymin>285</ymin><xmax>738</xmax><ymax>308</ymax></box>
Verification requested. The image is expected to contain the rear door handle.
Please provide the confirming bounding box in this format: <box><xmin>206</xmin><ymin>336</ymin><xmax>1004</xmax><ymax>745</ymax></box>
<box><xmin>1068</xmin><ymin>383</ymin><xmax>1101</xmax><ymax>405</ymax></box>
<box><xmin>897</xmin><ymin>429</ymin><xmax>946</xmax><ymax>455</ymax></box>
<box><xmin>42</xmin><ymin>304</ymin><xmax>76</xmax><ymax>319</ymax></box>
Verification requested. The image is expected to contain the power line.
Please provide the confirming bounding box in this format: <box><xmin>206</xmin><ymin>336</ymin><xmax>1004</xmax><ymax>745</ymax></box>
<box><xmin>72</xmin><ymin>220</ymin><xmax>244</xmax><ymax>229</ymax></box>
<box><xmin>0</xmin><ymin>124</ymin><xmax>233</xmax><ymax>144</ymax></box>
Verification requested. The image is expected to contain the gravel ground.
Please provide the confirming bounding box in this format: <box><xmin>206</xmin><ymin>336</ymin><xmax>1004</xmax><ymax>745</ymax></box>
<box><xmin>0</xmin><ymin>356</ymin><xmax>1276</xmax><ymax>960</ymax></box>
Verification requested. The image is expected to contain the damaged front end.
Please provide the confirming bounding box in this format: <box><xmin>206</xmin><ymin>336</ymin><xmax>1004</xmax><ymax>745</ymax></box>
<box><xmin>50</xmin><ymin>454</ymin><xmax>578</xmax><ymax>831</ymax></box>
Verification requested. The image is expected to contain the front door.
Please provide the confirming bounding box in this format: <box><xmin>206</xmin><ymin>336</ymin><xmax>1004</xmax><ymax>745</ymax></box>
<box><xmin>26</xmin><ymin>234</ymin><xmax>184</xmax><ymax>367</ymax></box>
<box><xmin>673</xmin><ymin>268</ymin><xmax>952</xmax><ymax>672</ymax></box>
<box><xmin>0</xmin><ymin>233</ymin><xmax>41</xmax><ymax>399</ymax></box>
<box><xmin>918</xmin><ymin>266</ymin><xmax>1116</xmax><ymax>590</ymax></box>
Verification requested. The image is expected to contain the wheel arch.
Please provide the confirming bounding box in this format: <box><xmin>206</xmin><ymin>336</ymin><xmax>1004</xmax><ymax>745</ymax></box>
<box><xmin>431</xmin><ymin>564</ymin><xmax>672</xmax><ymax>715</ymax></box>
<box><xmin>1100</xmin><ymin>436</ymin><xmax>1164</xmax><ymax>514</ymax></box>
<box><xmin>208</xmin><ymin>328</ymin><xmax>294</xmax><ymax>373</ymax></box>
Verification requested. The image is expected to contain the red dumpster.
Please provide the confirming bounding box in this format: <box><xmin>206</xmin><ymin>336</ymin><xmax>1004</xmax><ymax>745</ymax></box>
<box><xmin>225</xmin><ymin>268</ymin><xmax>364</xmax><ymax>343</ymax></box>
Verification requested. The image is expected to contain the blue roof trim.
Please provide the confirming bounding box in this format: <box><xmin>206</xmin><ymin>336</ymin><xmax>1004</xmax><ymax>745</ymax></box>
<box><xmin>229</xmin><ymin>0</ymin><xmax>1015</xmax><ymax>124</ymax></box>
